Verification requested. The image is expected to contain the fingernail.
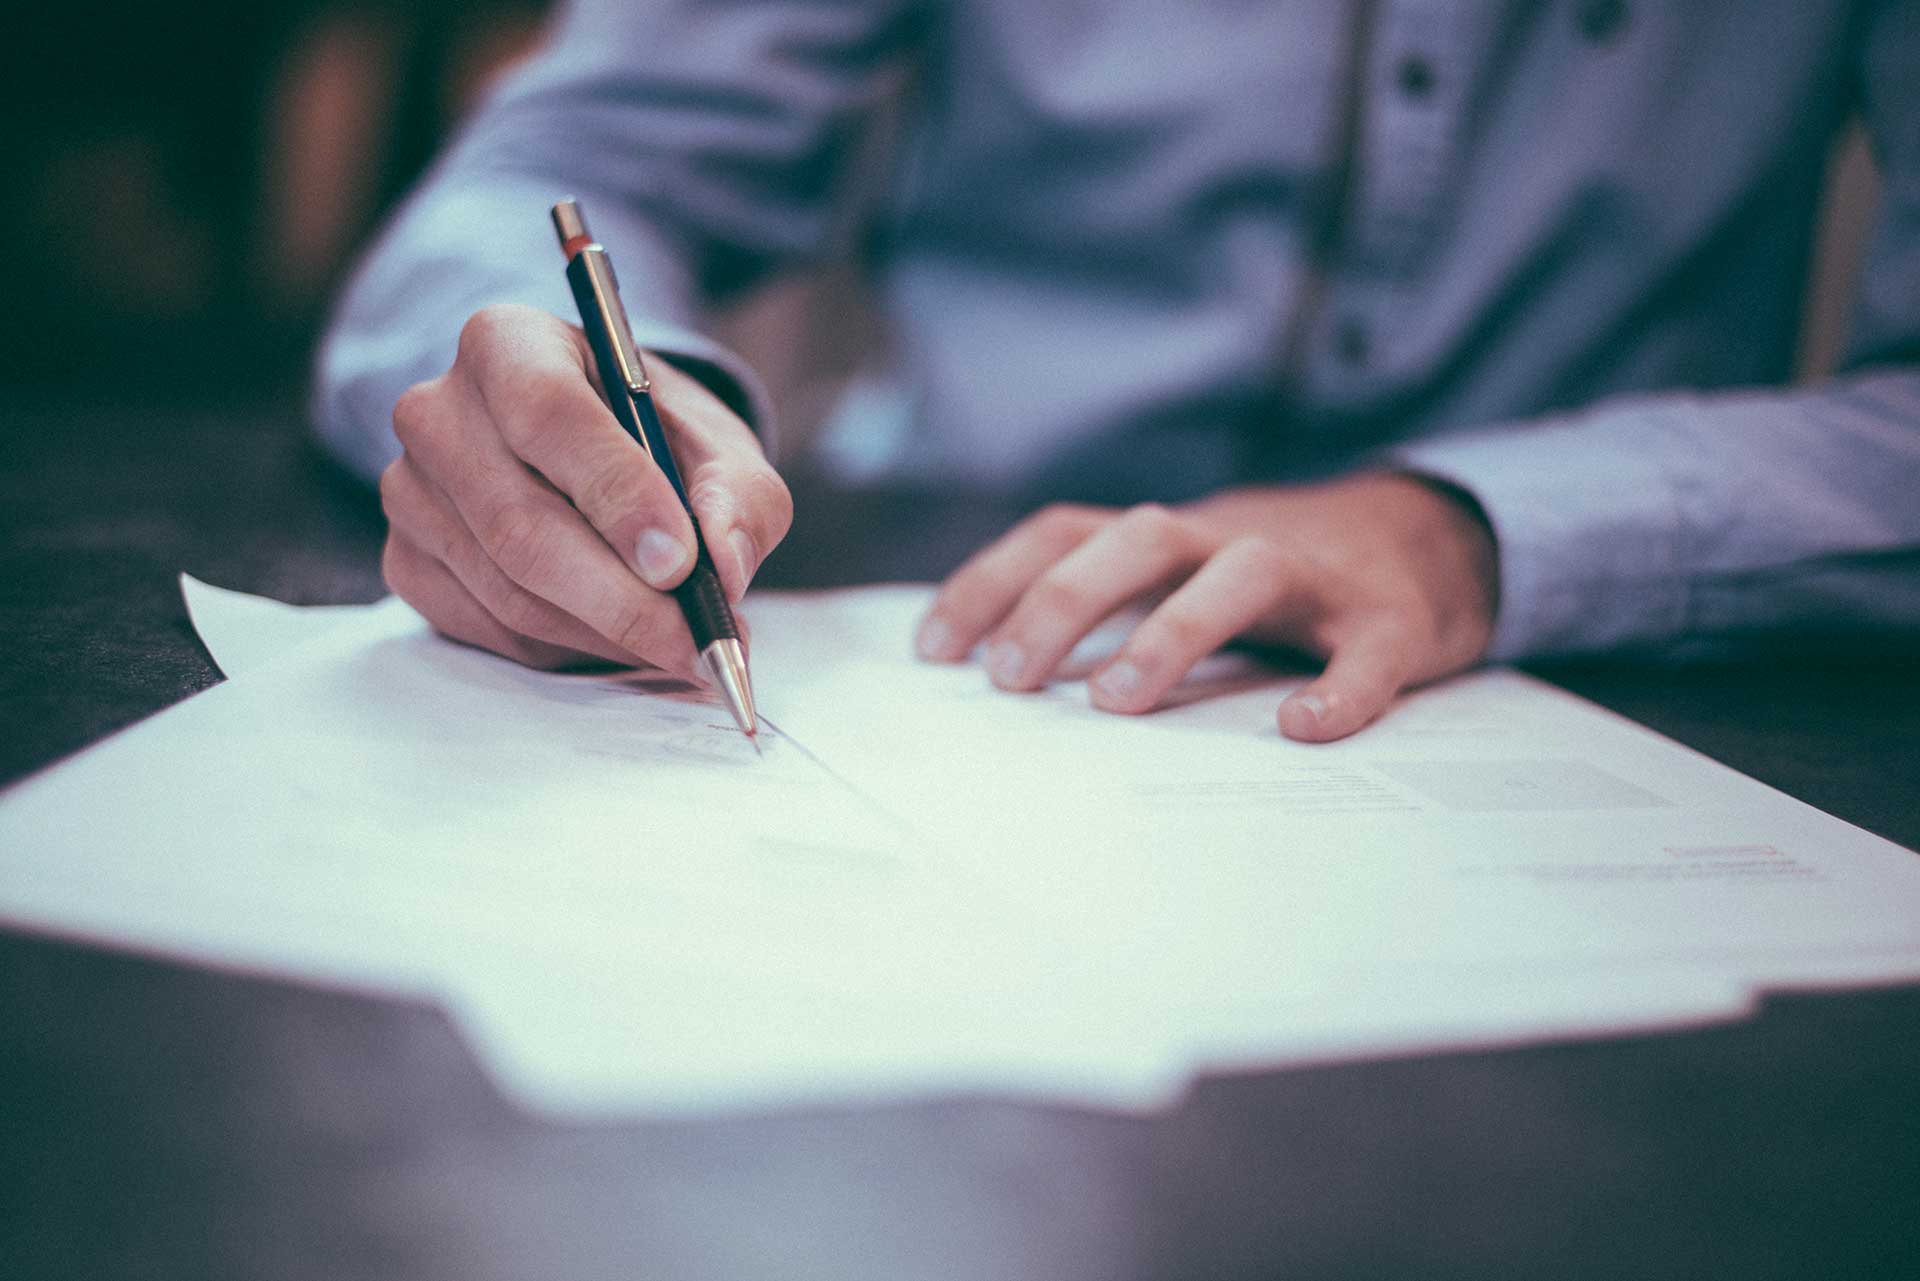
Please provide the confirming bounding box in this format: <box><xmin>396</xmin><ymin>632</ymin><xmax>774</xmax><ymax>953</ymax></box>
<box><xmin>1093</xmin><ymin>660</ymin><xmax>1142</xmax><ymax>705</ymax></box>
<box><xmin>985</xmin><ymin>640</ymin><xmax>1027</xmax><ymax>686</ymax></box>
<box><xmin>727</xmin><ymin>529</ymin><xmax>758</xmax><ymax>603</ymax></box>
<box><xmin>634</xmin><ymin>529</ymin><xmax>690</xmax><ymax>588</ymax></box>
<box><xmin>1288</xmin><ymin>692</ymin><xmax>1328</xmax><ymax>724</ymax></box>
<box><xmin>916</xmin><ymin>615</ymin><xmax>955</xmax><ymax>660</ymax></box>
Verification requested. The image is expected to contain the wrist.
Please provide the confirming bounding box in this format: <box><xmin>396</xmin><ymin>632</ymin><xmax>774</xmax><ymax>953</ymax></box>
<box><xmin>1374</xmin><ymin>470</ymin><xmax>1502</xmax><ymax>664</ymax></box>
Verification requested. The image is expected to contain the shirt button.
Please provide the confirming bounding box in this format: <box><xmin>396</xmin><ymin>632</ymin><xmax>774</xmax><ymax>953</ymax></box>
<box><xmin>1335</xmin><ymin>318</ymin><xmax>1371</xmax><ymax>367</ymax></box>
<box><xmin>1394</xmin><ymin>54</ymin><xmax>1437</xmax><ymax>100</ymax></box>
<box><xmin>1576</xmin><ymin>0</ymin><xmax>1629</xmax><ymax>43</ymax></box>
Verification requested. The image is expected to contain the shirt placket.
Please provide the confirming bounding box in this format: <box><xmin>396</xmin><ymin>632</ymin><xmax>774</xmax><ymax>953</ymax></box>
<box><xmin>1308</xmin><ymin>0</ymin><xmax>1485</xmax><ymax>403</ymax></box>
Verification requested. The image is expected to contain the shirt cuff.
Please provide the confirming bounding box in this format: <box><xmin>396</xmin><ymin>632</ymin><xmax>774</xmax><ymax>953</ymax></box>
<box><xmin>1390</xmin><ymin>415</ymin><xmax>1692</xmax><ymax>661</ymax></box>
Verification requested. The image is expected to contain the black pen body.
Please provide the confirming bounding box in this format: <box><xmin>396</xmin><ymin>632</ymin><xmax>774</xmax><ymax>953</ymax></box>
<box><xmin>564</xmin><ymin>250</ymin><xmax>741</xmax><ymax>653</ymax></box>
<box><xmin>551</xmin><ymin>197</ymin><xmax>756</xmax><ymax>737</ymax></box>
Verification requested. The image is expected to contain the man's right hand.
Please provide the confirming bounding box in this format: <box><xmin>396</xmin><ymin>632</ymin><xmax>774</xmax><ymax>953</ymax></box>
<box><xmin>378</xmin><ymin>304</ymin><xmax>792</xmax><ymax>677</ymax></box>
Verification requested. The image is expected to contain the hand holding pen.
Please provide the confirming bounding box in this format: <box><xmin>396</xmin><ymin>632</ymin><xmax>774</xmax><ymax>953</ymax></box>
<box><xmin>552</xmin><ymin>198</ymin><xmax>758</xmax><ymax>736</ymax></box>
<box><xmin>374</xmin><ymin>216</ymin><xmax>792</xmax><ymax>722</ymax></box>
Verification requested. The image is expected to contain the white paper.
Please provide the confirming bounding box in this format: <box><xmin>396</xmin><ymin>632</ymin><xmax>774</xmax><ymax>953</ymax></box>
<box><xmin>182</xmin><ymin>575</ymin><xmax>403</xmax><ymax>677</ymax></box>
<box><xmin>3</xmin><ymin>581</ymin><xmax>1916</xmax><ymax>1119</ymax></box>
<box><xmin>757</xmin><ymin>590</ymin><xmax>1920</xmax><ymax>995</ymax></box>
<box><xmin>6</xmin><ymin>585</ymin><xmax>1183</xmax><ymax>1114</ymax></box>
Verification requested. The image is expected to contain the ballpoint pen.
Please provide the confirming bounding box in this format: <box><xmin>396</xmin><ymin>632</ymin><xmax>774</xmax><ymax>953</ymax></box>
<box><xmin>551</xmin><ymin>198</ymin><xmax>758</xmax><ymax>741</ymax></box>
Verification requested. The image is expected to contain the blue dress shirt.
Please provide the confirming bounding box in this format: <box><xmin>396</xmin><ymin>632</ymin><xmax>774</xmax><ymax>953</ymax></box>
<box><xmin>315</xmin><ymin>0</ymin><xmax>1920</xmax><ymax>661</ymax></box>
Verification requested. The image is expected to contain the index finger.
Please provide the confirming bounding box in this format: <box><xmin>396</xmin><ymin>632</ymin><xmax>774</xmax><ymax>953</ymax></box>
<box><xmin>647</xmin><ymin>358</ymin><xmax>794</xmax><ymax>606</ymax></box>
<box><xmin>461</xmin><ymin>306</ymin><xmax>700</xmax><ymax>591</ymax></box>
<box><xmin>394</xmin><ymin>367</ymin><xmax>700</xmax><ymax>677</ymax></box>
<box><xmin>916</xmin><ymin>504</ymin><xmax>1109</xmax><ymax>661</ymax></box>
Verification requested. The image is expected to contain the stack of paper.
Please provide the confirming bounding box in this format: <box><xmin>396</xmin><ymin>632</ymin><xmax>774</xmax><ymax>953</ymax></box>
<box><xmin>0</xmin><ymin>578</ymin><xmax>1914</xmax><ymax>1117</ymax></box>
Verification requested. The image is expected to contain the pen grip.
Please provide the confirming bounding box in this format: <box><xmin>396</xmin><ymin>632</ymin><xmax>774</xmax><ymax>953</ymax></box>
<box><xmin>673</xmin><ymin>539</ymin><xmax>739</xmax><ymax>649</ymax></box>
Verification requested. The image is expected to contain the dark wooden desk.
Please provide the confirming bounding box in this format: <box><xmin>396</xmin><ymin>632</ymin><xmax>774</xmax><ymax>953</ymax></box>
<box><xmin>3</xmin><ymin>404</ymin><xmax>1918</xmax><ymax>1280</ymax></box>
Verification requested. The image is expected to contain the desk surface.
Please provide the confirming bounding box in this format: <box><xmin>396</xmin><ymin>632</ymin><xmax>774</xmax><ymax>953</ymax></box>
<box><xmin>2</xmin><ymin>403</ymin><xmax>1917</xmax><ymax>1280</ymax></box>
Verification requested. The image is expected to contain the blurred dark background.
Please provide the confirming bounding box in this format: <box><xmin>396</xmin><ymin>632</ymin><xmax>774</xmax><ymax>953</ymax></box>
<box><xmin>0</xmin><ymin>0</ymin><xmax>894</xmax><ymax>452</ymax></box>
<box><xmin>0</xmin><ymin>1</ymin><xmax>549</xmax><ymax>409</ymax></box>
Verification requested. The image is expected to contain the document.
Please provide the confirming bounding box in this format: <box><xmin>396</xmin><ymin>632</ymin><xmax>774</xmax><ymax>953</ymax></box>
<box><xmin>182</xmin><ymin>577</ymin><xmax>412</xmax><ymax>679</ymax></box>
<box><xmin>7</xmin><ymin>581</ymin><xmax>1184</xmax><ymax>1113</ymax></box>
<box><xmin>1</xmin><ymin>580</ymin><xmax>1915</xmax><ymax>1117</ymax></box>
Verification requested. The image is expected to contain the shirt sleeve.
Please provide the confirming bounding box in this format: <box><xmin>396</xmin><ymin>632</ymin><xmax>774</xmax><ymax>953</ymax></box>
<box><xmin>311</xmin><ymin>0</ymin><xmax>917</xmax><ymax>483</ymax></box>
<box><xmin>1393</xmin><ymin>1</ymin><xmax>1920</xmax><ymax>662</ymax></box>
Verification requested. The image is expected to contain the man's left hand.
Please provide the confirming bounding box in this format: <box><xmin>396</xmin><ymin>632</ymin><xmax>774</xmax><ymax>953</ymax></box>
<box><xmin>914</xmin><ymin>473</ymin><xmax>1500</xmax><ymax>742</ymax></box>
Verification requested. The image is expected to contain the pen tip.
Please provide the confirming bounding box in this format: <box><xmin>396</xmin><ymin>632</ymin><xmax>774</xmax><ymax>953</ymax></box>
<box><xmin>701</xmin><ymin>638</ymin><xmax>758</xmax><ymax>745</ymax></box>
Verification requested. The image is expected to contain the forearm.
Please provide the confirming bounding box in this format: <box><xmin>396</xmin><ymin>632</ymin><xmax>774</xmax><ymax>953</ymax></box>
<box><xmin>1395</xmin><ymin>368</ymin><xmax>1920</xmax><ymax>659</ymax></box>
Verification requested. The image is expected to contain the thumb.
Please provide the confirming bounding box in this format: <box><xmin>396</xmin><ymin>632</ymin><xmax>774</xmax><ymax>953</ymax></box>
<box><xmin>1277</xmin><ymin>621</ymin><xmax>1417</xmax><ymax>742</ymax></box>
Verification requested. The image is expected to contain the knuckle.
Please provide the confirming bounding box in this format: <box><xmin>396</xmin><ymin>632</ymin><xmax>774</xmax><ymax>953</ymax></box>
<box><xmin>1301</xmin><ymin>534</ymin><xmax>1356</xmax><ymax>580</ymax></box>
<box><xmin>1120</xmin><ymin>502</ymin><xmax>1183</xmax><ymax>548</ymax></box>
<box><xmin>1142</xmin><ymin>608</ymin><xmax>1209</xmax><ymax>658</ymax></box>
<box><xmin>458</xmin><ymin>305</ymin><xmax>579</xmax><ymax>398</ymax></box>
<box><xmin>1036</xmin><ymin>499</ymin><xmax>1098</xmax><ymax>545</ymax></box>
<box><xmin>740</xmin><ymin>466</ymin><xmax>794</xmax><ymax>540</ymax></box>
<box><xmin>1159</xmin><ymin>607</ymin><xmax>1212</xmax><ymax>652</ymax></box>
<box><xmin>376</xmin><ymin>461</ymin><xmax>407</xmax><ymax>521</ymax></box>
<box><xmin>685</xmin><ymin>475</ymin><xmax>730</xmax><ymax>519</ymax></box>
<box><xmin>574</xmin><ymin>460</ymin><xmax>656</xmax><ymax>525</ymax></box>
<box><xmin>1225</xmin><ymin>535</ymin><xmax>1290</xmax><ymax>583</ymax></box>
<box><xmin>457</xmin><ymin>304</ymin><xmax>527</xmax><ymax>362</ymax></box>
<box><xmin>1028</xmin><ymin>504</ymin><xmax>1067</xmax><ymax>536</ymax></box>
<box><xmin>1026</xmin><ymin>573</ymin><xmax>1091</xmax><ymax>621</ymax></box>
<box><xmin>390</xmin><ymin>381</ymin><xmax>441</xmax><ymax>449</ymax></box>
<box><xmin>477</xmin><ymin>502</ymin><xmax>555</xmax><ymax>582</ymax></box>
<box><xmin>931</xmin><ymin>567</ymin><xmax>990</xmax><ymax>619</ymax></box>
<box><xmin>1032</xmin><ymin>502</ymin><xmax>1093</xmax><ymax>539</ymax></box>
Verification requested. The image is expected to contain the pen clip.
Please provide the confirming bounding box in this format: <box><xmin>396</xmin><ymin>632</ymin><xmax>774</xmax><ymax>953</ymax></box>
<box><xmin>552</xmin><ymin>199</ymin><xmax>652</xmax><ymax>395</ymax></box>
<box><xmin>585</xmin><ymin>253</ymin><xmax>653</xmax><ymax>395</ymax></box>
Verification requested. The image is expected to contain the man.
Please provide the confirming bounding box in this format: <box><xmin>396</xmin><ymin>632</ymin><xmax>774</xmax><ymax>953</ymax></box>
<box><xmin>315</xmin><ymin>0</ymin><xmax>1920</xmax><ymax>742</ymax></box>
